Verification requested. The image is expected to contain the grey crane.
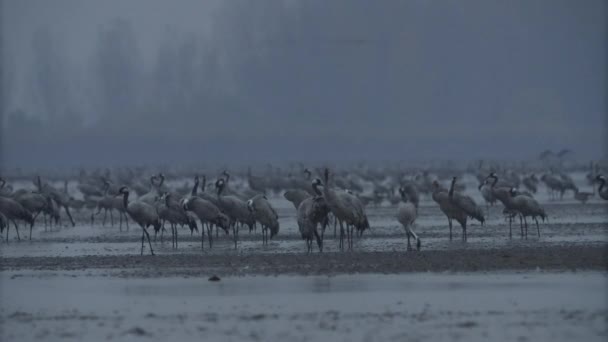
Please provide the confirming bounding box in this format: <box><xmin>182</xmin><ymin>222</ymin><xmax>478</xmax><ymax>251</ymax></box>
<box><xmin>182</xmin><ymin>196</ymin><xmax>229</xmax><ymax>249</ymax></box>
<box><xmin>0</xmin><ymin>212</ymin><xmax>7</xmax><ymax>236</ymax></box>
<box><xmin>0</xmin><ymin>195</ymin><xmax>34</xmax><ymax>242</ymax></box>
<box><xmin>37</xmin><ymin>176</ymin><xmax>76</xmax><ymax>227</ymax></box>
<box><xmin>138</xmin><ymin>175</ymin><xmax>161</xmax><ymax>205</ymax></box>
<box><xmin>315</xmin><ymin>168</ymin><xmax>366</xmax><ymax>250</ymax></box>
<box><xmin>522</xmin><ymin>174</ymin><xmax>539</xmax><ymax>193</ymax></box>
<box><xmin>296</xmin><ymin>189</ymin><xmax>330</xmax><ymax>253</ymax></box>
<box><xmin>283</xmin><ymin>189</ymin><xmax>311</xmax><ymax>210</ymax></box>
<box><xmin>341</xmin><ymin>189</ymin><xmax>370</xmax><ymax>240</ymax></box>
<box><xmin>215</xmin><ymin>178</ymin><xmax>254</xmax><ymax>249</ymax></box>
<box><xmin>197</xmin><ymin>175</ymin><xmax>223</xmax><ymax>208</ymax></box>
<box><xmin>596</xmin><ymin>175</ymin><xmax>608</xmax><ymax>200</ymax></box>
<box><xmin>247</xmin><ymin>194</ymin><xmax>279</xmax><ymax>245</ymax></box>
<box><xmin>157</xmin><ymin>192</ymin><xmax>198</xmax><ymax>248</ymax></box>
<box><xmin>110</xmin><ymin>193</ymin><xmax>130</xmax><ymax>231</ymax></box>
<box><xmin>486</xmin><ymin>172</ymin><xmax>526</xmax><ymax>238</ymax></box>
<box><xmin>92</xmin><ymin>181</ymin><xmax>117</xmax><ymax>227</ymax></box>
<box><xmin>478</xmin><ymin>179</ymin><xmax>496</xmax><ymax>211</ymax></box>
<box><xmin>507</xmin><ymin>188</ymin><xmax>547</xmax><ymax>238</ymax></box>
<box><xmin>296</xmin><ymin>196</ymin><xmax>330</xmax><ymax>253</ymax></box>
<box><xmin>447</xmin><ymin>177</ymin><xmax>485</xmax><ymax>241</ymax></box>
<box><xmin>431</xmin><ymin>180</ymin><xmax>467</xmax><ymax>241</ymax></box>
<box><xmin>0</xmin><ymin>177</ymin><xmax>13</xmax><ymax>197</ymax></box>
<box><xmin>540</xmin><ymin>174</ymin><xmax>565</xmax><ymax>200</ymax></box>
<box><xmin>400</xmin><ymin>181</ymin><xmax>420</xmax><ymax>209</ymax></box>
<box><xmin>396</xmin><ymin>187</ymin><xmax>421</xmax><ymax>251</ymax></box>
<box><xmin>117</xmin><ymin>186</ymin><xmax>159</xmax><ymax>255</ymax></box>
<box><xmin>14</xmin><ymin>190</ymin><xmax>58</xmax><ymax>233</ymax></box>
<box><xmin>247</xmin><ymin>167</ymin><xmax>267</xmax><ymax>194</ymax></box>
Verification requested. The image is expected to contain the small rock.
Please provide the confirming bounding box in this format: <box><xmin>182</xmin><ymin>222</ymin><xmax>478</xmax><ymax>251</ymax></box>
<box><xmin>208</xmin><ymin>275</ymin><xmax>221</xmax><ymax>282</ymax></box>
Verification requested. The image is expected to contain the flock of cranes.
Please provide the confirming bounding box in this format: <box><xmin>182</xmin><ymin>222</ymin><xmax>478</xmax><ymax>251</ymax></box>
<box><xmin>1</xmin><ymin>162</ymin><xmax>607</xmax><ymax>255</ymax></box>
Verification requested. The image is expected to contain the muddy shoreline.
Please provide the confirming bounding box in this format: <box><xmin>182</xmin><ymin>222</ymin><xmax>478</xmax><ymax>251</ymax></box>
<box><xmin>3</xmin><ymin>243</ymin><xmax>606</xmax><ymax>277</ymax></box>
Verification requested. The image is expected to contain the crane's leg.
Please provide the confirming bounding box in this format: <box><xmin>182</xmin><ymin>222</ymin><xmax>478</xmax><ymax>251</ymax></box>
<box><xmin>407</xmin><ymin>232</ymin><xmax>411</xmax><ymax>250</ymax></box>
<box><xmin>5</xmin><ymin>221</ymin><xmax>9</xmax><ymax>242</ymax></box>
<box><xmin>175</xmin><ymin>224</ymin><xmax>178</xmax><ymax>249</ymax></box>
<box><xmin>346</xmin><ymin>225</ymin><xmax>350</xmax><ymax>249</ymax></box>
<box><xmin>345</xmin><ymin>224</ymin><xmax>349</xmax><ymax>250</ymax></box>
<box><xmin>13</xmin><ymin>221</ymin><xmax>20</xmax><ymax>241</ymax></box>
<box><xmin>110</xmin><ymin>209</ymin><xmax>114</xmax><ymax>227</ymax></box>
<box><xmin>535</xmin><ymin>218</ymin><xmax>540</xmax><ymax>237</ymax></box>
<box><xmin>334</xmin><ymin>217</ymin><xmax>337</xmax><ymax>239</ymax></box>
<box><xmin>339</xmin><ymin>221</ymin><xmax>345</xmax><ymax>250</ymax></box>
<box><xmin>524</xmin><ymin>217</ymin><xmax>528</xmax><ymax>239</ymax></box>
<box><xmin>508</xmin><ymin>215</ymin><xmax>512</xmax><ymax>239</ymax></box>
<box><xmin>448</xmin><ymin>218</ymin><xmax>453</xmax><ymax>241</ymax></box>
<box><xmin>232</xmin><ymin>222</ymin><xmax>237</xmax><ymax>249</ymax></box>
<box><xmin>143</xmin><ymin>227</ymin><xmax>154</xmax><ymax>256</ymax></box>
<box><xmin>29</xmin><ymin>221</ymin><xmax>34</xmax><ymax>240</ymax></box>
<box><xmin>208</xmin><ymin>224</ymin><xmax>213</xmax><ymax>248</ymax></box>
<box><xmin>201</xmin><ymin>222</ymin><xmax>205</xmax><ymax>250</ymax></box>
<box><xmin>102</xmin><ymin>209</ymin><xmax>107</xmax><ymax>226</ymax></box>
<box><xmin>64</xmin><ymin>206</ymin><xmax>75</xmax><ymax>227</ymax></box>
<box><xmin>118</xmin><ymin>211</ymin><xmax>122</xmax><ymax>231</ymax></box>
<box><xmin>519</xmin><ymin>215</ymin><xmax>524</xmax><ymax>238</ymax></box>
<box><xmin>141</xmin><ymin>228</ymin><xmax>145</xmax><ymax>255</ymax></box>
<box><xmin>314</xmin><ymin>227</ymin><xmax>323</xmax><ymax>253</ymax></box>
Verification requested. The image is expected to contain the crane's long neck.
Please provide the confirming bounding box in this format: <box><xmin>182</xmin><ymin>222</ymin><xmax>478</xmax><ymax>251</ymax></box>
<box><xmin>491</xmin><ymin>175</ymin><xmax>498</xmax><ymax>187</ymax></box>
<box><xmin>448</xmin><ymin>179</ymin><xmax>456</xmax><ymax>198</ymax></box>
<box><xmin>323</xmin><ymin>174</ymin><xmax>331</xmax><ymax>198</ymax></box>
<box><xmin>149</xmin><ymin>177</ymin><xmax>156</xmax><ymax>191</ymax></box>
<box><xmin>37</xmin><ymin>176</ymin><xmax>42</xmax><ymax>192</ymax></box>
<box><xmin>191</xmin><ymin>179</ymin><xmax>198</xmax><ymax>196</ymax></box>
<box><xmin>312</xmin><ymin>183</ymin><xmax>322</xmax><ymax>196</ymax></box>
<box><xmin>400</xmin><ymin>190</ymin><xmax>408</xmax><ymax>203</ymax></box>
<box><xmin>122</xmin><ymin>192</ymin><xmax>129</xmax><ymax>210</ymax></box>
<box><xmin>201</xmin><ymin>176</ymin><xmax>206</xmax><ymax>192</ymax></box>
<box><xmin>599</xmin><ymin>178</ymin><xmax>606</xmax><ymax>194</ymax></box>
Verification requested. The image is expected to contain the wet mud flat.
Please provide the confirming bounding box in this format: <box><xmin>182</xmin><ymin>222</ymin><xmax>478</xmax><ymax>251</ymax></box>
<box><xmin>1</xmin><ymin>271</ymin><xmax>606</xmax><ymax>341</ymax></box>
<box><xmin>2</xmin><ymin>243</ymin><xmax>607</xmax><ymax>278</ymax></box>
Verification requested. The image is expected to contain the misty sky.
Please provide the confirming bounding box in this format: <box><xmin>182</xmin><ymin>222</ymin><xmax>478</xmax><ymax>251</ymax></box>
<box><xmin>1</xmin><ymin>0</ymin><xmax>606</xmax><ymax>168</ymax></box>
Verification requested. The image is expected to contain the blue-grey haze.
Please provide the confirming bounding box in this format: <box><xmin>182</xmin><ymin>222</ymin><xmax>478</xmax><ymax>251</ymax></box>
<box><xmin>1</xmin><ymin>0</ymin><xmax>606</xmax><ymax>168</ymax></box>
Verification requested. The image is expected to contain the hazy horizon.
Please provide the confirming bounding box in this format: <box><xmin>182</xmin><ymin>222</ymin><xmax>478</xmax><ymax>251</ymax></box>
<box><xmin>1</xmin><ymin>0</ymin><xmax>606</xmax><ymax>169</ymax></box>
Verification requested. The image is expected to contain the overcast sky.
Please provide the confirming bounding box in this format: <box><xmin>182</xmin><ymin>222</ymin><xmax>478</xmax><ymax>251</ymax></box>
<box><xmin>1</xmin><ymin>0</ymin><xmax>606</xmax><ymax>167</ymax></box>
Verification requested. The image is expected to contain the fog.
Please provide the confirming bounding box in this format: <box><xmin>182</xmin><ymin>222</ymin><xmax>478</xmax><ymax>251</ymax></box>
<box><xmin>1</xmin><ymin>0</ymin><xmax>606</xmax><ymax>169</ymax></box>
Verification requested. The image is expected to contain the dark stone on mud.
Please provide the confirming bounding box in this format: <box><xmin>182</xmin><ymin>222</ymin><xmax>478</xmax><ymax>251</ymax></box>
<box><xmin>124</xmin><ymin>326</ymin><xmax>151</xmax><ymax>336</ymax></box>
<box><xmin>208</xmin><ymin>275</ymin><xmax>221</xmax><ymax>281</ymax></box>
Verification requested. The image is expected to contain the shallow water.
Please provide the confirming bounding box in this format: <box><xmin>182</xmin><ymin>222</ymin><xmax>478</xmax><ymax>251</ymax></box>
<box><xmin>1</xmin><ymin>202</ymin><xmax>605</xmax><ymax>258</ymax></box>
